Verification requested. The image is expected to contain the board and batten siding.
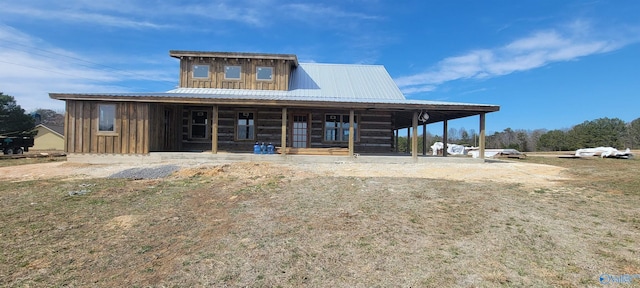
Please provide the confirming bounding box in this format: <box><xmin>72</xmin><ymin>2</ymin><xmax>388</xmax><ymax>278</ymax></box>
<box><xmin>179</xmin><ymin>57</ymin><xmax>292</xmax><ymax>90</ymax></box>
<box><xmin>65</xmin><ymin>100</ymin><xmax>149</xmax><ymax>154</ymax></box>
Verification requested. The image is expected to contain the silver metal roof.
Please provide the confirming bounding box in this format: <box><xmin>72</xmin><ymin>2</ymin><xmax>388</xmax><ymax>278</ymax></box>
<box><xmin>166</xmin><ymin>63</ymin><xmax>406</xmax><ymax>101</ymax></box>
<box><xmin>50</xmin><ymin>62</ymin><xmax>499</xmax><ymax>108</ymax></box>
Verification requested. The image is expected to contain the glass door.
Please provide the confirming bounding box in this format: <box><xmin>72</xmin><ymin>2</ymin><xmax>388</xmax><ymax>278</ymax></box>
<box><xmin>292</xmin><ymin>114</ymin><xmax>309</xmax><ymax>148</ymax></box>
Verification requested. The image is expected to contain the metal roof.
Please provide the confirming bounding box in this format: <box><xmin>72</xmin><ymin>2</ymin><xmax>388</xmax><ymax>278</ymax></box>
<box><xmin>167</xmin><ymin>63</ymin><xmax>407</xmax><ymax>101</ymax></box>
<box><xmin>50</xmin><ymin>62</ymin><xmax>499</xmax><ymax>109</ymax></box>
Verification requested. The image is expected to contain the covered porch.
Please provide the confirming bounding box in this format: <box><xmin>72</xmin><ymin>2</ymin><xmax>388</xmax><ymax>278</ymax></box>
<box><xmin>151</xmin><ymin>101</ymin><xmax>496</xmax><ymax>161</ymax></box>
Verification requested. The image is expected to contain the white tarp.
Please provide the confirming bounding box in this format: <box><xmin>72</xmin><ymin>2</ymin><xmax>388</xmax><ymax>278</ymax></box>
<box><xmin>430</xmin><ymin>142</ymin><xmax>469</xmax><ymax>156</ymax></box>
<box><xmin>575</xmin><ymin>147</ymin><xmax>632</xmax><ymax>158</ymax></box>
<box><xmin>467</xmin><ymin>149</ymin><xmax>525</xmax><ymax>159</ymax></box>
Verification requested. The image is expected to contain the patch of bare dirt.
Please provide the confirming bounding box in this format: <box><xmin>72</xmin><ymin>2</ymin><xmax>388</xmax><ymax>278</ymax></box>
<box><xmin>0</xmin><ymin>159</ymin><xmax>569</xmax><ymax>187</ymax></box>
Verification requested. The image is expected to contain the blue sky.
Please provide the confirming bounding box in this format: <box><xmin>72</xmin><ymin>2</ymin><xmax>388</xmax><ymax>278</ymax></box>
<box><xmin>0</xmin><ymin>0</ymin><xmax>639</xmax><ymax>134</ymax></box>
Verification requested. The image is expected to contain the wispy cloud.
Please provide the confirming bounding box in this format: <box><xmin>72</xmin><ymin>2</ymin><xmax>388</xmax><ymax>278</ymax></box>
<box><xmin>0</xmin><ymin>25</ymin><xmax>175</xmax><ymax>111</ymax></box>
<box><xmin>0</xmin><ymin>1</ymin><xmax>382</xmax><ymax>30</ymax></box>
<box><xmin>395</xmin><ymin>21</ymin><xmax>633</xmax><ymax>94</ymax></box>
<box><xmin>283</xmin><ymin>3</ymin><xmax>381</xmax><ymax>21</ymax></box>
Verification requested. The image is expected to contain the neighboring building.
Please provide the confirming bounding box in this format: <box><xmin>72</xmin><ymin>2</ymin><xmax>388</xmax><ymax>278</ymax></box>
<box><xmin>49</xmin><ymin>50</ymin><xmax>499</xmax><ymax>159</ymax></box>
<box><xmin>32</xmin><ymin>124</ymin><xmax>64</xmax><ymax>151</ymax></box>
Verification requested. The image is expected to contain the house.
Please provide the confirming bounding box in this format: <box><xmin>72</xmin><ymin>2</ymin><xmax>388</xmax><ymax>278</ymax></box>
<box><xmin>32</xmin><ymin>124</ymin><xmax>64</xmax><ymax>151</ymax></box>
<box><xmin>49</xmin><ymin>50</ymin><xmax>499</xmax><ymax>161</ymax></box>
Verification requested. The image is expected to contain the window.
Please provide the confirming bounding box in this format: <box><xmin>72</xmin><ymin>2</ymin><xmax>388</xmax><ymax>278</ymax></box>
<box><xmin>98</xmin><ymin>104</ymin><xmax>116</xmax><ymax>132</ymax></box>
<box><xmin>225</xmin><ymin>65</ymin><xmax>241</xmax><ymax>79</ymax></box>
<box><xmin>324</xmin><ymin>114</ymin><xmax>357</xmax><ymax>142</ymax></box>
<box><xmin>256</xmin><ymin>67</ymin><xmax>273</xmax><ymax>80</ymax></box>
<box><xmin>191</xmin><ymin>111</ymin><xmax>208</xmax><ymax>139</ymax></box>
<box><xmin>193</xmin><ymin>65</ymin><xmax>209</xmax><ymax>78</ymax></box>
<box><xmin>237</xmin><ymin>112</ymin><xmax>255</xmax><ymax>140</ymax></box>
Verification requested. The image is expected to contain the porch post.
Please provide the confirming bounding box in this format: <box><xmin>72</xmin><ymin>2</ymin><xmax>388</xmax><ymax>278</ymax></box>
<box><xmin>412</xmin><ymin>111</ymin><xmax>418</xmax><ymax>160</ymax></box>
<box><xmin>422</xmin><ymin>123</ymin><xmax>427</xmax><ymax>156</ymax></box>
<box><xmin>281</xmin><ymin>107</ymin><xmax>287</xmax><ymax>156</ymax></box>
<box><xmin>407</xmin><ymin>127</ymin><xmax>411</xmax><ymax>153</ymax></box>
<box><xmin>212</xmin><ymin>105</ymin><xmax>218</xmax><ymax>154</ymax></box>
<box><xmin>349</xmin><ymin>109</ymin><xmax>355</xmax><ymax>157</ymax></box>
<box><xmin>479</xmin><ymin>113</ymin><xmax>486</xmax><ymax>160</ymax></box>
<box><xmin>394</xmin><ymin>129</ymin><xmax>398</xmax><ymax>153</ymax></box>
<box><xmin>442</xmin><ymin>120</ymin><xmax>448</xmax><ymax>157</ymax></box>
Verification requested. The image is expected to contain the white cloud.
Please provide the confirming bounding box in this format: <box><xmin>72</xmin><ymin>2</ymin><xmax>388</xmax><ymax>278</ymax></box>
<box><xmin>0</xmin><ymin>25</ymin><xmax>175</xmax><ymax>111</ymax></box>
<box><xmin>395</xmin><ymin>21</ymin><xmax>630</xmax><ymax>94</ymax></box>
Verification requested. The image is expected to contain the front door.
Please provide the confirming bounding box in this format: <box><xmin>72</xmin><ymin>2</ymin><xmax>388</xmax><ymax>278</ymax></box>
<box><xmin>292</xmin><ymin>114</ymin><xmax>309</xmax><ymax>148</ymax></box>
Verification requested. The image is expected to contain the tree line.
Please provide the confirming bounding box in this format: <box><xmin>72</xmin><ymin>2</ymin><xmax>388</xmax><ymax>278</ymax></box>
<box><xmin>396</xmin><ymin>117</ymin><xmax>639</xmax><ymax>153</ymax></box>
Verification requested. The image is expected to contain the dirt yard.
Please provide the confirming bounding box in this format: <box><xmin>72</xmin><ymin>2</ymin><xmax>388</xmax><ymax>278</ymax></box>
<box><xmin>1</xmin><ymin>157</ymin><xmax>638</xmax><ymax>287</ymax></box>
<box><xmin>0</xmin><ymin>158</ymin><xmax>568</xmax><ymax>188</ymax></box>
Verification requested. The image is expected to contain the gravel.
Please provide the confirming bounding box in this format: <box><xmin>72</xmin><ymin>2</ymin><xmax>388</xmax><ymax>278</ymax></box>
<box><xmin>107</xmin><ymin>164</ymin><xmax>180</xmax><ymax>179</ymax></box>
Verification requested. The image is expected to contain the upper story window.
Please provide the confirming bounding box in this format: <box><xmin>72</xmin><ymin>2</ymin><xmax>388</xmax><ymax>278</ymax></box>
<box><xmin>98</xmin><ymin>104</ymin><xmax>116</xmax><ymax>132</ymax></box>
<box><xmin>225</xmin><ymin>65</ymin><xmax>241</xmax><ymax>80</ymax></box>
<box><xmin>193</xmin><ymin>65</ymin><xmax>209</xmax><ymax>78</ymax></box>
<box><xmin>256</xmin><ymin>67</ymin><xmax>273</xmax><ymax>81</ymax></box>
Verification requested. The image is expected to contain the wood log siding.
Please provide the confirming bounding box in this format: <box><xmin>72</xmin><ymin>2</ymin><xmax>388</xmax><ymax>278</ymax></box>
<box><xmin>179</xmin><ymin>57</ymin><xmax>292</xmax><ymax>91</ymax></box>
<box><xmin>65</xmin><ymin>100</ymin><xmax>149</xmax><ymax>154</ymax></box>
<box><xmin>212</xmin><ymin>108</ymin><xmax>395</xmax><ymax>153</ymax></box>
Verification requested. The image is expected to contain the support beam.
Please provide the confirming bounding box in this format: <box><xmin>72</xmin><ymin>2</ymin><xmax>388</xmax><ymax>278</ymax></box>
<box><xmin>281</xmin><ymin>107</ymin><xmax>287</xmax><ymax>156</ymax></box>
<box><xmin>422</xmin><ymin>123</ymin><xmax>427</xmax><ymax>156</ymax></box>
<box><xmin>479</xmin><ymin>113</ymin><xmax>486</xmax><ymax>160</ymax></box>
<box><xmin>211</xmin><ymin>105</ymin><xmax>218</xmax><ymax>154</ymax></box>
<box><xmin>349</xmin><ymin>110</ymin><xmax>355</xmax><ymax>157</ymax></box>
<box><xmin>442</xmin><ymin>120</ymin><xmax>448</xmax><ymax>157</ymax></box>
<box><xmin>407</xmin><ymin>127</ymin><xmax>411</xmax><ymax>153</ymax></box>
<box><xmin>412</xmin><ymin>111</ymin><xmax>418</xmax><ymax>160</ymax></box>
<box><xmin>394</xmin><ymin>129</ymin><xmax>398</xmax><ymax>153</ymax></box>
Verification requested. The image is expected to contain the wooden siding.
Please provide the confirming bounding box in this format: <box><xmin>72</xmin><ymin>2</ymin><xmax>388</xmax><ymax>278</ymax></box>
<box><xmin>178</xmin><ymin>57</ymin><xmax>293</xmax><ymax>90</ymax></box>
<box><xmin>65</xmin><ymin>102</ymin><xmax>395</xmax><ymax>154</ymax></box>
<box><xmin>65</xmin><ymin>100</ymin><xmax>149</xmax><ymax>154</ymax></box>
<box><xmin>149</xmin><ymin>104</ymin><xmax>181</xmax><ymax>152</ymax></box>
<box><xmin>215</xmin><ymin>107</ymin><xmax>394</xmax><ymax>154</ymax></box>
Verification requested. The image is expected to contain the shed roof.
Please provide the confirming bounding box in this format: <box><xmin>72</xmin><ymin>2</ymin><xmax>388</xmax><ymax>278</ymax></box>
<box><xmin>169</xmin><ymin>50</ymin><xmax>299</xmax><ymax>66</ymax></box>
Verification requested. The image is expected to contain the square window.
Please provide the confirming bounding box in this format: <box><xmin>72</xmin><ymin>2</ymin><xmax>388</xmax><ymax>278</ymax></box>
<box><xmin>193</xmin><ymin>65</ymin><xmax>209</xmax><ymax>78</ymax></box>
<box><xmin>98</xmin><ymin>104</ymin><xmax>116</xmax><ymax>132</ymax></box>
<box><xmin>225</xmin><ymin>66</ymin><xmax>241</xmax><ymax>80</ymax></box>
<box><xmin>257</xmin><ymin>67</ymin><xmax>273</xmax><ymax>80</ymax></box>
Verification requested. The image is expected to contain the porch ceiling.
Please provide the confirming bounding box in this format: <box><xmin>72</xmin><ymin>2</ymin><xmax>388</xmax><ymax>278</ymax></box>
<box><xmin>391</xmin><ymin>109</ymin><xmax>489</xmax><ymax>129</ymax></box>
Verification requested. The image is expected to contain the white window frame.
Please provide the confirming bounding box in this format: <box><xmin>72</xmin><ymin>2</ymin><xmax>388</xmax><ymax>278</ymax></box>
<box><xmin>236</xmin><ymin>111</ymin><xmax>255</xmax><ymax>141</ymax></box>
<box><xmin>256</xmin><ymin>66</ymin><xmax>273</xmax><ymax>81</ymax></box>
<box><xmin>193</xmin><ymin>65</ymin><xmax>209</xmax><ymax>78</ymax></box>
<box><xmin>324</xmin><ymin>114</ymin><xmax>357</xmax><ymax>142</ymax></box>
<box><xmin>224</xmin><ymin>65</ymin><xmax>242</xmax><ymax>80</ymax></box>
<box><xmin>98</xmin><ymin>104</ymin><xmax>116</xmax><ymax>133</ymax></box>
